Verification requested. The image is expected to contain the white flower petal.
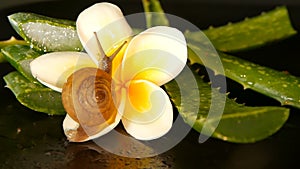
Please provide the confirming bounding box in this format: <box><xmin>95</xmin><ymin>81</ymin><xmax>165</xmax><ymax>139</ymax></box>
<box><xmin>120</xmin><ymin>26</ymin><xmax>187</xmax><ymax>86</ymax></box>
<box><xmin>76</xmin><ymin>2</ymin><xmax>132</xmax><ymax>67</ymax></box>
<box><xmin>63</xmin><ymin>114</ymin><xmax>84</xmax><ymax>141</ymax></box>
<box><xmin>85</xmin><ymin>113</ymin><xmax>122</xmax><ymax>140</ymax></box>
<box><xmin>30</xmin><ymin>52</ymin><xmax>97</xmax><ymax>92</ymax></box>
<box><xmin>121</xmin><ymin>80</ymin><xmax>173</xmax><ymax>140</ymax></box>
<box><xmin>63</xmin><ymin>113</ymin><xmax>122</xmax><ymax>142</ymax></box>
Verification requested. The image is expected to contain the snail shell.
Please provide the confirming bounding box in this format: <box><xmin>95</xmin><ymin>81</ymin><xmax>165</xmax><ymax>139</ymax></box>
<box><xmin>62</xmin><ymin>67</ymin><xmax>118</xmax><ymax>141</ymax></box>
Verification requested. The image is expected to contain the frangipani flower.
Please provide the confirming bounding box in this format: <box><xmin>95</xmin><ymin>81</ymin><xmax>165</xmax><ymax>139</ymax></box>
<box><xmin>30</xmin><ymin>2</ymin><xmax>187</xmax><ymax>142</ymax></box>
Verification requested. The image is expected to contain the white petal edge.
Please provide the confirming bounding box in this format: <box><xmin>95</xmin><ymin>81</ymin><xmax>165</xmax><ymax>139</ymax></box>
<box><xmin>76</xmin><ymin>2</ymin><xmax>132</xmax><ymax>66</ymax></box>
<box><xmin>120</xmin><ymin>26</ymin><xmax>187</xmax><ymax>86</ymax></box>
<box><xmin>121</xmin><ymin>80</ymin><xmax>173</xmax><ymax>140</ymax></box>
<box><xmin>63</xmin><ymin>113</ymin><xmax>122</xmax><ymax>142</ymax></box>
<box><xmin>63</xmin><ymin>114</ymin><xmax>81</xmax><ymax>141</ymax></box>
<box><xmin>30</xmin><ymin>52</ymin><xmax>97</xmax><ymax>92</ymax></box>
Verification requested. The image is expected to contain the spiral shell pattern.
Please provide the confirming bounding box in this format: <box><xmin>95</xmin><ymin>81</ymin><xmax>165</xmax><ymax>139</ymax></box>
<box><xmin>62</xmin><ymin>67</ymin><xmax>117</xmax><ymax>137</ymax></box>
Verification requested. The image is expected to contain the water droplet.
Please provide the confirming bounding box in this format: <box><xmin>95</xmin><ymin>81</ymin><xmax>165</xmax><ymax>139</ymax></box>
<box><xmin>208</xmin><ymin>25</ymin><xmax>214</xmax><ymax>29</ymax></box>
<box><xmin>222</xmin><ymin>58</ymin><xmax>232</xmax><ymax>62</ymax></box>
<box><xmin>247</xmin><ymin>81</ymin><xmax>253</xmax><ymax>85</ymax></box>
<box><xmin>16</xmin><ymin>128</ymin><xmax>21</xmax><ymax>134</ymax></box>
<box><xmin>240</xmin><ymin>74</ymin><xmax>246</xmax><ymax>78</ymax></box>
<box><xmin>222</xmin><ymin>136</ymin><xmax>228</xmax><ymax>141</ymax></box>
<box><xmin>281</xmin><ymin>96</ymin><xmax>294</xmax><ymax>103</ymax></box>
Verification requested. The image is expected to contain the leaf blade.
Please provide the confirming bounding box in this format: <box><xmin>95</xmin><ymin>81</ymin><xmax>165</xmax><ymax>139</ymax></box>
<box><xmin>8</xmin><ymin>12</ymin><xmax>83</xmax><ymax>52</ymax></box>
<box><xmin>188</xmin><ymin>43</ymin><xmax>300</xmax><ymax>109</ymax></box>
<box><xmin>1</xmin><ymin>44</ymin><xmax>42</xmax><ymax>83</ymax></box>
<box><xmin>142</xmin><ymin>0</ymin><xmax>169</xmax><ymax>28</ymax></box>
<box><xmin>185</xmin><ymin>6</ymin><xmax>297</xmax><ymax>52</ymax></box>
<box><xmin>164</xmin><ymin>66</ymin><xmax>290</xmax><ymax>143</ymax></box>
<box><xmin>0</xmin><ymin>37</ymin><xmax>27</xmax><ymax>63</ymax></box>
<box><xmin>3</xmin><ymin>71</ymin><xmax>65</xmax><ymax>115</ymax></box>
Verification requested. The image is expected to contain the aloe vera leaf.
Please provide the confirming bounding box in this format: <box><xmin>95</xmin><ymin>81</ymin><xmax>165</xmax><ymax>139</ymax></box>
<box><xmin>0</xmin><ymin>37</ymin><xmax>27</xmax><ymax>48</ymax></box>
<box><xmin>8</xmin><ymin>12</ymin><xmax>83</xmax><ymax>52</ymax></box>
<box><xmin>188</xmin><ymin>42</ymin><xmax>300</xmax><ymax>109</ymax></box>
<box><xmin>164</xmin><ymin>66</ymin><xmax>290</xmax><ymax>143</ymax></box>
<box><xmin>142</xmin><ymin>0</ymin><xmax>169</xmax><ymax>27</ymax></box>
<box><xmin>1</xmin><ymin>44</ymin><xmax>42</xmax><ymax>83</ymax></box>
<box><xmin>185</xmin><ymin>6</ymin><xmax>297</xmax><ymax>52</ymax></box>
<box><xmin>0</xmin><ymin>37</ymin><xmax>27</xmax><ymax>63</ymax></box>
<box><xmin>3</xmin><ymin>71</ymin><xmax>65</xmax><ymax>115</ymax></box>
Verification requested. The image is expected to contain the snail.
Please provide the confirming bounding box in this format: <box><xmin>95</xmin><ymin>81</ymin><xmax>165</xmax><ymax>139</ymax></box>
<box><xmin>61</xmin><ymin>35</ymin><xmax>127</xmax><ymax>142</ymax></box>
<box><xmin>30</xmin><ymin>2</ymin><xmax>187</xmax><ymax>142</ymax></box>
<box><xmin>61</xmin><ymin>67</ymin><xmax>116</xmax><ymax>141</ymax></box>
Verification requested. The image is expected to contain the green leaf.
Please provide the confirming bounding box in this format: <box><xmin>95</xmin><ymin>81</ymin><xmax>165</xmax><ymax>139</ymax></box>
<box><xmin>1</xmin><ymin>44</ymin><xmax>42</xmax><ymax>83</ymax></box>
<box><xmin>143</xmin><ymin>0</ymin><xmax>291</xmax><ymax>143</ymax></box>
<box><xmin>142</xmin><ymin>0</ymin><xmax>169</xmax><ymax>28</ymax></box>
<box><xmin>0</xmin><ymin>37</ymin><xmax>27</xmax><ymax>63</ymax></box>
<box><xmin>185</xmin><ymin>6</ymin><xmax>297</xmax><ymax>52</ymax></box>
<box><xmin>8</xmin><ymin>12</ymin><xmax>83</xmax><ymax>52</ymax></box>
<box><xmin>3</xmin><ymin>71</ymin><xmax>65</xmax><ymax>115</ymax></box>
<box><xmin>164</xmin><ymin>66</ymin><xmax>290</xmax><ymax>143</ymax></box>
<box><xmin>188</xmin><ymin>42</ymin><xmax>300</xmax><ymax>109</ymax></box>
<box><xmin>0</xmin><ymin>37</ymin><xmax>27</xmax><ymax>48</ymax></box>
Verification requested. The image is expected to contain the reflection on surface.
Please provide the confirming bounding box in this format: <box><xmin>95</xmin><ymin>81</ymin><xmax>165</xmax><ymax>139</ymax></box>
<box><xmin>0</xmin><ymin>92</ymin><xmax>173</xmax><ymax>168</ymax></box>
<box><xmin>1</xmin><ymin>61</ymin><xmax>300</xmax><ymax>169</ymax></box>
<box><xmin>66</xmin><ymin>142</ymin><xmax>173</xmax><ymax>169</ymax></box>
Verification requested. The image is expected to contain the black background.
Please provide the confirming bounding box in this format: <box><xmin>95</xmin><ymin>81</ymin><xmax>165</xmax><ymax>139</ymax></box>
<box><xmin>1</xmin><ymin>0</ymin><xmax>300</xmax><ymax>169</ymax></box>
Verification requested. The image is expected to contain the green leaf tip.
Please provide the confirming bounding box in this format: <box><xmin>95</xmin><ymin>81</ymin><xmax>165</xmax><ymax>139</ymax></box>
<box><xmin>0</xmin><ymin>37</ymin><xmax>27</xmax><ymax>63</ymax></box>
<box><xmin>8</xmin><ymin>12</ymin><xmax>83</xmax><ymax>52</ymax></box>
<box><xmin>142</xmin><ymin>0</ymin><xmax>169</xmax><ymax>28</ymax></box>
<box><xmin>164</xmin><ymin>66</ymin><xmax>290</xmax><ymax>143</ymax></box>
<box><xmin>186</xmin><ymin>6</ymin><xmax>297</xmax><ymax>52</ymax></box>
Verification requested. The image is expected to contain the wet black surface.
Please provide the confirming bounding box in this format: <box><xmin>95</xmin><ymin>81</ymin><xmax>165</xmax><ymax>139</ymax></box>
<box><xmin>1</xmin><ymin>0</ymin><xmax>300</xmax><ymax>168</ymax></box>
